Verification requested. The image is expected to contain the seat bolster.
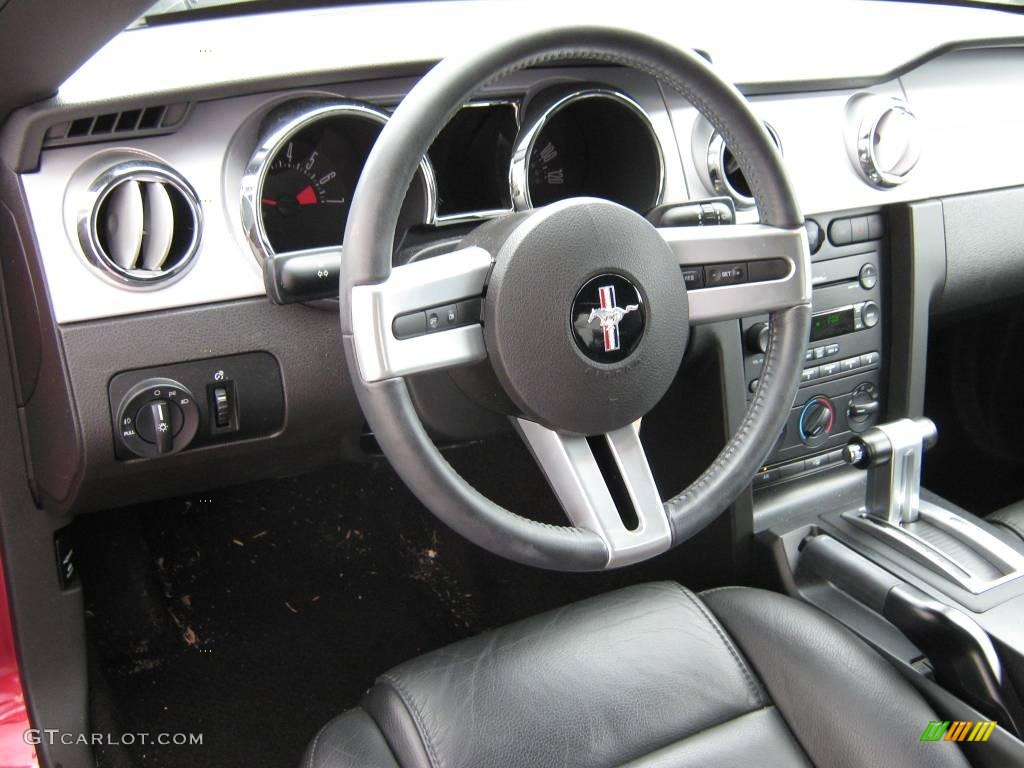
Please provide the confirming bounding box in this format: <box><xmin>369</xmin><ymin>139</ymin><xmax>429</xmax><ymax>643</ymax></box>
<box><xmin>618</xmin><ymin>706</ymin><xmax>812</xmax><ymax>768</ymax></box>
<box><xmin>702</xmin><ymin>587</ymin><xmax>971</xmax><ymax>768</ymax></box>
<box><xmin>358</xmin><ymin>582</ymin><xmax>768</xmax><ymax>768</ymax></box>
<box><xmin>303</xmin><ymin>709</ymin><xmax>401</xmax><ymax>768</ymax></box>
<box><xmin>989</xmin><ymin>502</ymin><xmax>1024</xmax><ymax>551</ymax></box>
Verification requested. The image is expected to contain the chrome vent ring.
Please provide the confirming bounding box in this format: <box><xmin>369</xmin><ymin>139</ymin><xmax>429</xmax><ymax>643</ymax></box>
<box><xmin>77</xmin><ymin>160</ymin><xmax>202</xmax><ymax>286</ymax></box>
<box><xmin>707</xmin><ymin>122</ymin><xmax>782</xmax><ymax>208</ymax></box>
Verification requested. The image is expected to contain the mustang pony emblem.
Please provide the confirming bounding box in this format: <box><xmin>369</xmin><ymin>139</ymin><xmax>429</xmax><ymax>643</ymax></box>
<box><xmin>588</xmin><ymin>285</ymin><xmax>639</xmax><ymax>353</ymax></box>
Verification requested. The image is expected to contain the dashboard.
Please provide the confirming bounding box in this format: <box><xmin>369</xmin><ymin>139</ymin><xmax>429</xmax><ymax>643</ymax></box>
<box><xmin>5</xmin><ymin>0</ymin><xmax>1024</xmax><ymax>515</ymax></box>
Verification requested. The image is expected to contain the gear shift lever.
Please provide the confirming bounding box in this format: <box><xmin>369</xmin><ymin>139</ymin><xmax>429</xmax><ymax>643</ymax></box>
<box><xmin>843</xmin><ymin>418</ymin><xmax>938</xmax><ymax>525</ymax></box>
<box><xmin>842</xmin><ymin>418</ymin><xmax>1024</xmax><ymax>594</ymax></box>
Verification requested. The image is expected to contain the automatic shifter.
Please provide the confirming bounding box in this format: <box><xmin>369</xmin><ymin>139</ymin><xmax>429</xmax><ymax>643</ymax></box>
<box><xmin>842</xmin><ymin>418</ymin><xmax>1024</xmax><ymax>594</ymax></box>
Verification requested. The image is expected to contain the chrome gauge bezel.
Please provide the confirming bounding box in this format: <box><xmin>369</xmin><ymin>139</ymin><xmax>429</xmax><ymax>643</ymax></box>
<box><xmin>509</xmin><ymin>87</ymin><xmax>666</xmax><ymax>213</ymax></box>
<box><xmin>240</xmin><ymin>98</ymin><xmax>438</xmax><ymax>265</ymax></box>
<box><xmin>432</xmin><ymin>98</ymin><xmax>521</xmax><ymax>227</ymax></box>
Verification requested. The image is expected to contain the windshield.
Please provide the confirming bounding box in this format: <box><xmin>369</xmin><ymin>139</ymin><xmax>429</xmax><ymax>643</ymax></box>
<box><xmin>130</xmin><ymin>0</ymin><xmax>1024</xmax><ymax>28</ymax></box>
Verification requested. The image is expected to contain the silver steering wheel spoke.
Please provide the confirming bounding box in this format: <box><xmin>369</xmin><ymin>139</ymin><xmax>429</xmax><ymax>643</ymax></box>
<box><xmin>350</xmin><ymin>246</ymin><xmax>494</xmax><ymax>382</ymax></box>
<box><xmin>659</xmin><ymin>223</ymin><xmax>811</xmax><ymax>324</ymax></box>
<box><xmin>514</xmin><ymin>418</ymin><xmax>671</xmax><ymax>568</ymax></box>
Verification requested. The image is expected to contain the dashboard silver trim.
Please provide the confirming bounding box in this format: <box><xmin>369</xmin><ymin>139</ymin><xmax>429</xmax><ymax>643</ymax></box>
<box><xmin>515</xmin><ymin>418</ymin><xmax>671</xmax><ymax>569</ymax></box>
<box><xmin>349</xmin><ymin>245</ymin><xmax>493</xmax><ymax>382</ymax></box>
<box><xmin>240</xmin><ymin>98</ymin><xmax>438</xmax><ymax>267</ymax></box>
<box><xmin>72</xmin><ymin>157</ymin><xmax>203</xmax><ymax>289</ymax></box>
<box><xmin>509</xmin><ymin>87</ymin><xmax>666</xmax><ymax>212</ymax></box>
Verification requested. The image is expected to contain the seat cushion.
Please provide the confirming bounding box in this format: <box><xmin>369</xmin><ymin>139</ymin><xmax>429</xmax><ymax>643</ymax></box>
<box><xmin>989</xmin><ymin>501</ymin><xmax>1024</xmax><ymax>550</ymax></box>
<box><xmin>304</xmin><ymin>582</ymin><xmax>969</xmax><ymax>768</ymax></box>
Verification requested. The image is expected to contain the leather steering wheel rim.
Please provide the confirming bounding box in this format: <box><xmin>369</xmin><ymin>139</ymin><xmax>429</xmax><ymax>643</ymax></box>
<box><xmin>341</xmin><ymin>25</ymin><xmax>811</xmax><ymax>571</ymax></box>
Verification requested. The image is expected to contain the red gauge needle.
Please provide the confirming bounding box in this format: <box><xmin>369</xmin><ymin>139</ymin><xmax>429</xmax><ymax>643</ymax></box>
<box><xmin>261</xmin><ymin>198</ymin><xmax>277</xmax><ymax>206</ymax></box>
<box><xmin>296</xmin><ymin>185</ymin><xmax>318</xmax><ymax>206</ymax></box>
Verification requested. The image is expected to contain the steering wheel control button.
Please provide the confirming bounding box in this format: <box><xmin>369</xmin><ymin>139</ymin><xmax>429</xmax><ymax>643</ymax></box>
<box><xmin>393</xmin><ymin>300</ymin><xmax>481</xmax><ymax>340</ymax></box>
<box><xmin>799</xmin><ymin>395</ymin><xmax>836</xmax><ymax>447</ymax></box>
<box><xmin>680</xmin><ymin>266</ymin><xmax>705</xmax><ymax>289</ymax></box>
<box><xmin>705</xmin><ymin>262</ymin><xmax>746</xmax><ymax>286</ymax></box>
<box><xmin>116</xmin><ymin>378</ymin><xmax>200</xmax><ymax>459</ymax></box>
<box><xmin>392</xmin><ymin>311</ymin><xmax>427</xmax><ymax>339</ymax></box>
<box><xmin>859</xmin><ymin>262</ymin><xmax>879</xmax><ymax>290</ymax></box>
<box><xmin>571</xmin><ymin>274</ymin><xmax>646</xmax><ymax>364</ymax></box>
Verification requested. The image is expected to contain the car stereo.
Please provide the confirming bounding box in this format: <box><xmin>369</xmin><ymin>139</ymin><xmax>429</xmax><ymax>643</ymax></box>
<box><xmin>742</xmin><ymin>211</ymin><xmax>886</xmax><ymax>487</ymax></box>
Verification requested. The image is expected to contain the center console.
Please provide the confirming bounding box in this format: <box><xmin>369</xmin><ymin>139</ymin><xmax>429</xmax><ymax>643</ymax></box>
<box><xmin>745</xmin><ymin>205</ymin><xmax>1024</xmax><ymax>761</ymax></box>
<box><xmin>744</xmin><ymin>210</ymin><xmax>886</xmax><ymax>486</ymax></box>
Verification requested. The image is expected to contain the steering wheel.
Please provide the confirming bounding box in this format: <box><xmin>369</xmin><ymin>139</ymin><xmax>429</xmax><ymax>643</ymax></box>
<box><xmin>341</xmin><ymin>26</ymin><xmax>811</xmax><ymax>571</ymax></box>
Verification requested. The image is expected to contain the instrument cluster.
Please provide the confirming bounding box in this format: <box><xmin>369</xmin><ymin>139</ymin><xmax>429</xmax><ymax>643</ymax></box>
<box><xmin>240</xmin><ymin>85</ymin><xmax>665</xmax><ymax>266</ymax></box>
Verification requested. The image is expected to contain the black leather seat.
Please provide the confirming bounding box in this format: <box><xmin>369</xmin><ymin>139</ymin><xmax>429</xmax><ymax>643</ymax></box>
<box><xmin>304</xmin><ymin>583</ymin><xmax>968</xmax><ymax>768</ymax></box>
<box><xmin>990</xmin><ymin>501</ymin><xmax>1024</xmax><ymax>548</ymax></box>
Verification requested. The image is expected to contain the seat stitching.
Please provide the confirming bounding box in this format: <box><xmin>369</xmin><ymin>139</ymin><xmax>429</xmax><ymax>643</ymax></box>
<box><xmin>378</xmin><ymin>673</ymin><xmax>442</xmax><ymax>768</ymax></box>
<box><xmin>669</xmin><ymin>583</ymin><xmax>767</xmax><ymax>707</ymax></box>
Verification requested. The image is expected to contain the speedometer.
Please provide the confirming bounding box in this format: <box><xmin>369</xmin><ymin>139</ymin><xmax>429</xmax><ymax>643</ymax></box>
<box><xmin>242</xmin><ymin>100</ymin><xmax>435</xmax><ymax>260</ymax></box>
<box><xmin>512</xmin><ymin>88</ymin><xmax>664</xmax><ymax>213</ymax></box>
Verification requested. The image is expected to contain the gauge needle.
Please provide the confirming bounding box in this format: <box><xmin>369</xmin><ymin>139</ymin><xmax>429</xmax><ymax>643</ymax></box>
<box><xmin>261</xmin><ymin>198</ymin><xmax>277</xmax><ymax>206</ymax></box>
<box><xmin>296</xmin><ymin>185</ymin><xmax>318</xmax><ymax>206</ymax></box>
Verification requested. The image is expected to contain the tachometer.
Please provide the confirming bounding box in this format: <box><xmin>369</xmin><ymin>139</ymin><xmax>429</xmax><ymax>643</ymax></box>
<box><xmin>242</xmin><ymin>100</ymin><xmax>435</xmax><ymax>259</ymax></box>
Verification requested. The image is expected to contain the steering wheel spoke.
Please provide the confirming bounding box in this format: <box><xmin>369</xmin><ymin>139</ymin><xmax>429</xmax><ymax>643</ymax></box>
<box><xmin>659</xmin><ymin>224</ymin><xmax>811</xmax><ymax>324</ymax></box>
<box><xmin>515</xmin><ymin>418</ymin><xmax>671</xmax><ymax>568</ymax></box>
<box><xmin>350</xmin><ymin>246</ymin><xmax>494</xmax><ymax>381</ymax></box>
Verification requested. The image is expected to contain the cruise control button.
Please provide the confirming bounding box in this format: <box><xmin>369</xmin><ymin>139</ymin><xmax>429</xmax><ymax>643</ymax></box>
<box><xmin>393</xmin><ymin>311</ymin><xmax>427</xmax><ymax>339</ymax></box>
<box><xmin>680</xmin><ymin>267</ymin><xmax>705</xmax><ymax>289</ymax></box>
<box><xmin>705</xmin><ymin>262</ymin><xmax>747</xmax><ymax>285</ymax></box>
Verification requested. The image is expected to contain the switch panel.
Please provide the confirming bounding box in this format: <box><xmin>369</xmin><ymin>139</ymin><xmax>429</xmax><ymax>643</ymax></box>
<box><xmin>109</xmin><ymin>352</ymin><xmax>283</xmax><ymax>460</ymax></box>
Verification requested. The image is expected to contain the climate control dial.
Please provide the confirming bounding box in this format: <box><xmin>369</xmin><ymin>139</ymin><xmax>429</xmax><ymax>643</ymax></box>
<box><xmin>799</xmin><ymin>395</ymin><xmax>835</xmax><ymax>447</ymax></box>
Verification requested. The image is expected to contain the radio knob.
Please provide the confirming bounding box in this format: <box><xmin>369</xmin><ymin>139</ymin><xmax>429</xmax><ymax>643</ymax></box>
<box><xmin>860</xmin><ymin>301</ymin><xmax>880</xmax><ymax>328</ymax></box>
<box><xmin>746</xmin><ymin>322</ymin><xmax>770</xmax><ymax>354</ymax></box>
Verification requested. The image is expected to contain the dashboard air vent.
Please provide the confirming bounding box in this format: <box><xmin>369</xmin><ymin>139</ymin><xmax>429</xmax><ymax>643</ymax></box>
<box><xmin>43</xmin><ymin>103</ymin><xmax>191</xmax><ymax>148</ymax></box>
<box><xmin>707</xmin><ymin>123</ymin><xmax>782</xmax><ymax>208</ymax></box>
<box><xmin>77</xmin><ymin>161</ymin><xmax>202</xmax><ymax>286</ymax></box>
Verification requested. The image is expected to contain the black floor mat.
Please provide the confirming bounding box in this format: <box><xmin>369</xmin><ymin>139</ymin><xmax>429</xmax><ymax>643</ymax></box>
<box><xmin>78</xmin><ymin>434</ymin><xmax>735</xmax><ymax>768</ymax></box>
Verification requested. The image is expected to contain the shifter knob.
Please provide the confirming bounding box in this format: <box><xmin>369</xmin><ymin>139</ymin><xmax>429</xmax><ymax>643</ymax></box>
<box><xmin>844</xmin><ymin>417</ymin><xmax>937</xmax><ymax>469</ymax></box>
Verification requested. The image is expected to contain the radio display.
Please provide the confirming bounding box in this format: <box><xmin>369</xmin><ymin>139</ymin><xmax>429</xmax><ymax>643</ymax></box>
<box><xmin>810</xmin><ymin>308</ymin><xmax>855</xmax><ymax>342</ymax></box>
